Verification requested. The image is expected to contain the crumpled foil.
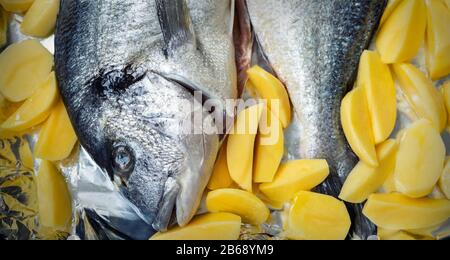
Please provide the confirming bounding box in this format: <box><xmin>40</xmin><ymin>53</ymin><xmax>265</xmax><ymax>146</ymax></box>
<box><xmin>1</xmin><ymin>13</ymin><xmax>449</xmax><ymax>240</ymax></box>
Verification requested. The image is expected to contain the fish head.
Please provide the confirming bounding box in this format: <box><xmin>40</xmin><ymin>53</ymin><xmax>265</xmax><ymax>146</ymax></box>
<box><xmin>86</xmin><ymin>67</ymin><xmax>219</xmax><ymax>231</ymax></box>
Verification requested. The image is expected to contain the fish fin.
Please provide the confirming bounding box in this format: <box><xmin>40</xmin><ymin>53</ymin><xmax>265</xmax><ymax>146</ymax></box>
<box><xmin>152</xmin><ymin>177</ymin><xmax>180</xmax><ymax>232</ymax></box>
<box><xmin>155</xmin><ymin>0</ymin><xmax>196</xmax><ymax>55</ymax></box>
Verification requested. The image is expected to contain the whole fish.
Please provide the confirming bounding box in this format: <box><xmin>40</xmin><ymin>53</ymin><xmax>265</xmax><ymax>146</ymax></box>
<box><xmin>241</xmin><ymin>0</ymin><xmax>386</xmax><ymax>239</ymax></box>
<box><xmin>55</xmin><ymin>0</ymin><xmax>237</xmax><ymax>236</ymax></box>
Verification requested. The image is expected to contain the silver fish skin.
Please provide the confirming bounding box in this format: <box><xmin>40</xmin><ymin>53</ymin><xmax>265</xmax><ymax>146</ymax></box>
<box><xmin>55</xmin><ymin>0</ymin><xmax>236</xmax><ymax>236</ymax></box>
<box><xmin>244</xmin><ymin>0</ymin><xmax>386</xmax><ymax>239</ymax></box>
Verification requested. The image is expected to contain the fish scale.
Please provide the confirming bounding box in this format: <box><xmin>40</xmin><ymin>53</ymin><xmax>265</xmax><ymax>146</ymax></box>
<box><xmin>244</xmin><ymin>0</ymin><xmax>387</xmax><ymax>239</ymax></box>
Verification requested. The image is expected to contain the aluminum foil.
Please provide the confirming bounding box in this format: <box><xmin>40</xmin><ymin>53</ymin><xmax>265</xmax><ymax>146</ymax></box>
<box><xmin>1</xmin><ymin>12</ymin><xmax>449</xmax><ymax>240</ymax></box>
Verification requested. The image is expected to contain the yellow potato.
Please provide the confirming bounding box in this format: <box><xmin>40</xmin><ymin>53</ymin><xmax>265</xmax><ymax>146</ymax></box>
<box><xmin>286</xmin><ymin>191</ymin><xmax>351</xmax><ymax>240</ymax></box>
<box><xmin>253</xmin><ymin>107</ymin><xmax>284</xmax><ymax>183</ymax></box>
<box><xmin>150</xmin><ymin>213</ymin><xmax>241</xmax><ymax>240</ymax></box>
<box><xmin>379</xmin><ymin>230</ymin><xmax>417</xmax><ymax>240</ymax></box>
<box><xmin>393</xmin><ymin>63</ymin><xmax>447</xmax><ymax>132</ymax></box>
<box><xmin>380</xmin><ymin>0</ymin><xmax>404</xmax><ymax>25</ymax></box>
<box><xmin>0</xmin><ymin>39</ymin><xmax>53</xmax><ymax>102</ymax></box>
<box><xmin>37</xmin><ymin>160</ymin><xmax>72</xmax><ymax>231</ymax></box>
<box><xmin>376</xmin><ymin>0</ymin><xmax>427</xmax><ymax>63</ymax></box>
<box><xmin>440</xmin><ymin>157</ymin><xmax>450</xmax><ymax>199</ymax></box>
<box><xmin>207</xmin><ymin>140</ymin><xmax>233</xmax><ymax>190</ymax></box>
<box><xmin>247</xmin><ymin>66</ymin><xmax>292</xmax><ymax>128</ymax></box>
<box><xmin>357</xmin><ymin>51</ymin><xmax>396</xmax><ymax>144</ymax></box>
<box><xmin>341</xmin><ymin>87</ymin><xmax>378</xmax><ymax>167</ymax></box>
<box><xmin>21</xmin><ymin>0</ymin><xmax>60</xmax><ymax>38</ymax></box>
<box><xmin>1</xmin><ymin>72</ymin><xmax>59</xmax><ymax>132</ymax></box>
<box><xmin>227</xmin><ymin>104</ymin><xmax>264</xmax><ymax>192</ymax></box>
<box><xmin>206</xmin><ymin>189</ymin><xmax>269</xmax><ymax>225</ymax></box>
<box><xmin>0</xmin><ymin>7</ymin><xmax>7</xmax><ymax>47</ymax></box>
<box><xmin>363</xmin><ymin>193</ymin><xmax>450</xmax><ymax>230</ymax></box>
<box><xmin>34</xmin><ymin>100</ymin><xmax>78</xmax><ymax>161</ymax></box>
<box><xmin>407</xmin><ymin>223</ymin><xmax>442</xmax><ymax>239</ymax></box>
<box><xmin>0</xmin><ymin>0</ymin><xmax>34</xmax><ymax>12</ymax></box>
<box><xmin>425</xmin><ymin>0</ymin><xmax>450</xmax><ymax>80</ymax></box>
<box><xmin>442</xmin><ymin>81</ymin><xmax>450</xmax><ymax>128</ymax></box>
<box><xmin>259</xmin><ymin>160</ymin><xmax>329</xmax><ymax>204</ymax></box>
<box><xmin>394</xmin><ymin>120</ymin><xmax>445</xmax><ymax>198</ymax></box>
<box><xmin>339</xmin><ymin>140</ymin><xmax>398</xmax><ymax>204</ymax></box>
<box><xmin>445</xmin><ymin>0</ymin><xmax>450</xmax><ymax>9</ymax></box>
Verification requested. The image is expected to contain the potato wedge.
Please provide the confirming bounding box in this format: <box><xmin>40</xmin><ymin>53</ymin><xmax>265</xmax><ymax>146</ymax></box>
<box><xmin>286</xmin><ymin>191</ymin><xmax>351</xmax><ymax>240</ymax></box>
<box><xmin>0</xmin><ymin>6</ymin><xmax>7</xmax><ymax>48</ymax></box>
<box><xmin>0</xmin><ymin>0</ymin><xmax>34</xmax><ymax>12</ymax></box>
<box><xmin>394</xmin><ymin>120</ymin><xmax>445</xmax><ymax>198</ymax></box>
<box><xmin>341</xmin><ymin>87</ymin><xmax>378</xmax><ymax>167</ymax></box>
<box><xmin>339</xmin><ymin>140</ymin><xmax>398</xmax><ymax>203</ymax></box>
<box><xmin>247</xmin><ymin>66</ymin><xmax>292</xmax><ymax>128</ymax></box>
<box><xmin>376</xmin><ymin>0</ymin><xmax>427</xmax><ymax>63</ymax></box>
<box><xmin>227</xmin><ymin>104</ymin><xmax>264</xmax><ymax>192</ymax></box>
<box><xmin>357</xmin><ymin>51</ymin><xmax>396</xmax><ymax>144</ymax></box>
<box><xmin>206</xmin><ymin>189</ymin><xmax>269</xmax><ymax>225</ymax></box>
<box><xmin>442</xmin><ymin>81</ymin><xmax>450</xmax><ymax>128</ymax></box>
<box><xmin>150</xmin><ymin>213</ymin><xmax>241</xmax><ymax>240</ymax></box>
<box><xmin>259</xmin><ymin>160</ymin><xmax>329</xmax><ymax>204</ymax></box>
<box><xmin>1</xmin><ymin>72</ymin><xmax>59</xmax><ymax>132</ymax></box>
<box><xmin>34</xmin><ymin>100</ymin><xmax>77</xmax><ymax>161</ymax></box>
<box><xmin>0</xmin><ymin>40</ymin><xmax>53</xmax><ymax>102</ymax></box>
<box><xmin>363</xmin><ymin>193</ymin><xmax>450</xmax><ymax>230</ymax></box>
<box><xmin>253</xmin><ymin>107</ymin><xmax>284</xmax><ymax>183</ymax></box>
<box><xmin>380</xmin><ymin>0</ymin><xmax>404</xmax><ymax>25</ymax></box>
<box><xmin>21</xmin><ymin>0</ymin><xmax>60</xmax><ymax>38</ymax></box>
<box><xmin>440</xmin><ymin>157</ymin><xmax>450</xmax><ymax>199</ymax></box>
<box><xmin>425</xmin><ymin>0</ymin><xmax>450</xmax><ymax>80</ymax></box>
<box><xmin>393</xmin><ymin>63</ymin><xmax>447</xmax><ymax>132</ymax></box>
<box><xmin>207</xmin><ymin>140</ymin><xmax>233</xmax><ymax>190</ymax></box>
<box><xmin>37</xmin><ymin>160</ymin><xmax>72</xmax><ymax>231</ymax></box>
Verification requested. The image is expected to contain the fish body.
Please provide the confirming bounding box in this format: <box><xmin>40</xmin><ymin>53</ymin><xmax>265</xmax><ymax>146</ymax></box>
<box><xmin>55</xmin><ymin>0</ymin><xmax>236</xmax><ymax>235</ymax></box>
<box><xmin>244</xmin><ymin>0</ymin><xmax>386</xmax><ymax>238</ymax></box>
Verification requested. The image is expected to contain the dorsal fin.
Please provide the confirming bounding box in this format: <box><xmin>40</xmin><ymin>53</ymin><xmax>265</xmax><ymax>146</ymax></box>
<box><xmin>155</xmin><ymin>0</ymin><xmax>196</xmax><ymax>55</ymax></box>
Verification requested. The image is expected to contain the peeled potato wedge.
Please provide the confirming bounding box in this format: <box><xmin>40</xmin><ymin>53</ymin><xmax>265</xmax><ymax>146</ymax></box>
<box><xmin>247</xmin><ymin>66</ymin><xmax>292</xmax><ymax>128</ymax></box>
<box><xmin>440</xmin><ymin>157</ymin><xmax>450</xmax><ymax>199</ymax></box>
<box><xmin>425</xmin><ymin>0</ymin><xmax>450</xmax><ymax>80</ymax></box>
<box><xmin>227</xmin><ymin>103</ymin><xmax>264</xmax><ymax>192</ymax></box>
<box><xmin>286</xmin><ymin>191</ymin><xmax>351</xmax><ymax>240</ymax></box>
<box><xmin>445</xmin><ymin>0</ymin><xmax>450</xmax><ymax>9</ymax></box>
<box><xmin>206</xmin><ymin>189</ymin><xmax>269</xmax><ymax>225</ymax></box>
<box><xmin>37</xmin><ymin>160</ymin><xmax>72</xmax><ymax>231</ymax></box>
<box><xmin>363</xmin><ymin>193</ymin><xmax>450</xmax><ymax>230</ymax></box>
<box><xmin>393</xmin><ymin>63</ymin><xmax>447</xmax><ymax>132</ymax></box>
<box><xmin>379</xmin><ymin>230</ymin><xmax>417</xmax><ymax>240</ymax></box>
<box><xmin>0</xmin><ymin>40</ymin><xmax>54</xmax><ymax>102</ymax></box>
<box><xmin>253</xmin><ymin>107</ymin><xmax>284</xmax><ymax>183</ymax></box>
<box><xmin>34</xmin><ymin>100</ymin><xmax>77</xmax><ymax>161</ymax></box>
<box><xmin>339</xmin><ymin>139</ymin><xmax>398</xmax><ymax>204</ymax></box>
<box><xmin>21</xmin><ymin>0</ymin><xmax>60</xmax><ymax>38</ymax></box>
<box><xmin>207</xmin><ymin>140</ymin><xmax>233</xmax><ymax>190</ymax></box>
<box><xmin>357</xmin><ymin>51</ymin><xmax>396</xmax><ymax>144</ymax></box>
<box><xmin>376</xmin><ymin>0</ymin><xmax>427</xmax><ymax>63</ymax></box>
<box><xmin>380</xmin><ymin>0</ymin><xmax>404</xmax><ymax>25</ymax></box>
<box><xmin>341</xmin><ymin>87</ymin><xmax>378</xmax><ymax>167</ymax></box>
<box><xmin>1</xmin><ymin>72</ymin><xmax>59</xmax><ymax>132</ymax></box>
<box><xmin>259</xmin><ymin>160</ymin><xmax>329</xmax><ymax>204</ymax></box>
<box><xmin>394</xmin><ymin>120</ymin><xmax>445</xmax><ymax>198</ymax></box>
<box><xmin>0</xmin><ymin>0</ymin><xmax>34</xmax><ymax>12</ymax></box>
<box><xmin>443</xmin><ymin>81</ymin><xmax>450</xmax><ymax>128</ymax></box>
<box><xmin>150</xmin><ymin>213</ymin><xmax>241</xmax><ymax>240</ymax></box>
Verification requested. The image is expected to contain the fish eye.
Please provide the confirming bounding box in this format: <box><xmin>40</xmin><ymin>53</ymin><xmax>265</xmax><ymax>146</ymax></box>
<box><xmin>111</xmin><ymin>143</ymin><xmax>135</xmax><ymax>178</ymax></box>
